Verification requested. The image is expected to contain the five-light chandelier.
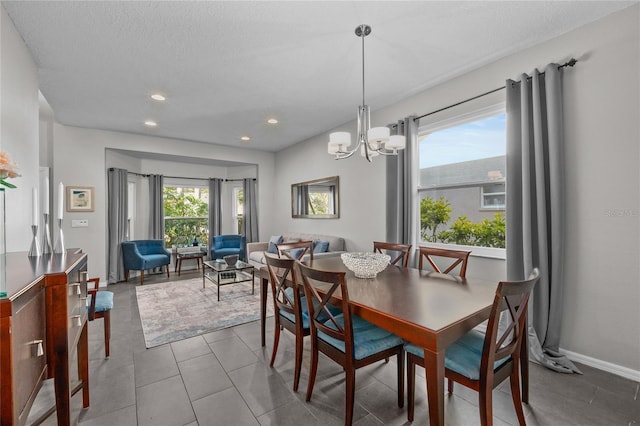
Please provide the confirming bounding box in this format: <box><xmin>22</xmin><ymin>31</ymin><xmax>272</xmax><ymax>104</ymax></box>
<box><xmin>328</xmin><ymin>24</ymin><xmax>406</xmax><ymax>162</ymax></box>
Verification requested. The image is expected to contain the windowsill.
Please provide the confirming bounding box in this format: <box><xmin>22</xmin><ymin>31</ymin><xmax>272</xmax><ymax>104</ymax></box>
<box><xmin>419</xmin><ymin>241</ymin><xmax>506</xmax><ymax>260</ymax></box>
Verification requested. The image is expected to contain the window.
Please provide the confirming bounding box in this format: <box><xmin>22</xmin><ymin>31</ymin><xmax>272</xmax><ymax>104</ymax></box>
<box><xmin>233</xmin><ymin>186</ymin><xmax>244</xmax><ymax>234</ymax></box>
<box><xmin>418</xmin><ymin>110</ymin><xmax>506</xmax><ymax>251</ymax></box>
<box><xmin>127</xmin><ymin>181</ymin><xmax>135</xmax><ymax>239</ymax></box>
<box><xmin>163</xmin><ymin>186</ymin><xmax>209</xmax><ymax>247</ymax></box>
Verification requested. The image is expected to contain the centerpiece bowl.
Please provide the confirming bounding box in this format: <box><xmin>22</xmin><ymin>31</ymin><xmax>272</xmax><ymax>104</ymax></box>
<box><xmin>341</xmin><ymin>252</ymin><xmax>390</xmax><ymax>278</ymax></box>
<box><xmin>223</xmin><ymin>254</ymin><xmax>239</xmax><ymax>266</ymax></box>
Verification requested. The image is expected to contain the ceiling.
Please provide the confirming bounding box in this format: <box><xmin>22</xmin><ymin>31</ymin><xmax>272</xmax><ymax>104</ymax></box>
<box><xmin>3</xmin><ymin>1</ymin><xmax>635</xmax><ymax>153</ymax></box>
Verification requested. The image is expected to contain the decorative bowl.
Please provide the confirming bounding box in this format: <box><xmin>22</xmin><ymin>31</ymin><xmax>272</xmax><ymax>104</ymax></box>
<box><xmin>223</xmin><ymin>254</ymin><xmax>239</xmax><ymax>266</ymax></box>
<box><xmin>341</xmin><ymin>252</ymin><xmax>390</xmax><ymax>278</ymax></box>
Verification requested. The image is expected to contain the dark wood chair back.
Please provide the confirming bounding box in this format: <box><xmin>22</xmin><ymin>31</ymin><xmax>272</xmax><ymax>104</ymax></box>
<box><xmin>276</xmin><ymin>240</ymin><xmax>314</xmax><ymax>261</ymax></box>
<box><xmin>297</xmin><ymin>262</ymin><xmax>351</xmax><ymax>352</ymax></box>
<box><xmin>418</xmin><ymin>246</ymin><xmax>471</xmax><ymax>277</ymax></box>
<box><xmin>373</xmin><ymin>241</ymin><xmax>412</xmax><ymax>268</ymax></box>
<box><xmin>264</xmin><ymin>253</ymin><xmax>302</xmax><ymax>324</ymax></box>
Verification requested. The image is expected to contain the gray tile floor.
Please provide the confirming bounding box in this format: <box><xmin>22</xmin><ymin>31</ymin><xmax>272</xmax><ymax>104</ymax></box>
<box><xmin>37</xmin><ymin>270</ymin><xmax>639</xmax><ymax>425</ymax></box>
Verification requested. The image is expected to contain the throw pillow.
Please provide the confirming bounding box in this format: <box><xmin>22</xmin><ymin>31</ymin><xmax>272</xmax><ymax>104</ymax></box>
<box><xmin>313</xmin><ymin>240</ymin><xmax>330</xmax><ymax>253</ymax></box>
<box><xmin>288</xmin><ymin>248</ymin><xmax>305</xmax><ymax>259</ymax></box>
<box><xmin>267</xmin><ymin>235</ymin><xmax>283</xmax><ymax>254</ymax></box>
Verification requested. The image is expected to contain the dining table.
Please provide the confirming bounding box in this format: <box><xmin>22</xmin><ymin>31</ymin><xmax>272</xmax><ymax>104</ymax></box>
<box><xmin>258</xmin><ymin>256</ymin><xmax>527</xmax><ymax>426</ymax></box>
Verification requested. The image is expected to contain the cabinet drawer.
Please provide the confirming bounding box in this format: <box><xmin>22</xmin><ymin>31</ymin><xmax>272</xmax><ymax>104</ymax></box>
<box><xmin>66</xmin><ymin>274</ymin><xmax>87</xmax><ymax>352</ymax></box>
<box><xmin>12</xmin><ymin>283</ymin><xmax>47</xmax><ymax>422</ymax></box>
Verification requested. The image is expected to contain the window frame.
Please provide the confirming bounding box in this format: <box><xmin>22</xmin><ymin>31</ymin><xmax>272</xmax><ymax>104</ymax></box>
<box><xmin>416</xmin><ymin>102</ymin><xmax>506</xmax><ymax>259</ymax></box>
<box><xmin>231</xmin><ymin>184</ymin><xmax>244</xmax><ymax>235</ymax></box>
<box><xmin>162</xmin><ymin>180</ymin><xmax>209</xmax><ymax>248</ymax></box>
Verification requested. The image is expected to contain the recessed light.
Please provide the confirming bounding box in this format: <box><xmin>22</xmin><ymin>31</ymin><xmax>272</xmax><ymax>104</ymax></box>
<box><xmin>145</xmin><ymin>120</ymin><xmax>158</xmax><ymax>127</ymax></box>
<box><xmin>151</xmin><ymin>93</ymin><xmax>166</xmax><ymax>101</ymax></box>
<box><xmin>240</xmin><ymin>136</ymin><xmax>251</xmax><ymax>141</ymax></box>
<box><xmin>267</xmin><ymin>118</ymin><xmax>278</xmax><ymax>125</ymax></box>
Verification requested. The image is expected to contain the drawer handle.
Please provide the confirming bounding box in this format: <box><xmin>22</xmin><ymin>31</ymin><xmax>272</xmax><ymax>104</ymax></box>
<box><xmin>80</xmin><ymin>271</ymin><xmax>88</xmax><ymax>282</ymax></box>
<box><xmin>69</xmin><ymin>282</ymin><xmax>81</xmax><ymax>296</ymax></box>
<box><xmin>71</xmin><ymin>315</ymin><xmax>82</xmax><ymax>327</ymax></box>
<box><xmin>29</xmin><ymin>340</ymin><xmax>44</xmax><ymax>357</ymax></box>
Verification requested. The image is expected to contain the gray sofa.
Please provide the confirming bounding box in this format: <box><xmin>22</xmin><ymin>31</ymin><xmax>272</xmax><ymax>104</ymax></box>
<box><xmin>247</xmin><ymin>232</ymin><xmax>346</xmax><ymax>268</ymax></box>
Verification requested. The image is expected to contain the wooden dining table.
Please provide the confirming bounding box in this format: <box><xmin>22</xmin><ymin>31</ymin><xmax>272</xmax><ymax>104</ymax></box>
<box><xmin>259</xmin><ymin>256</ymin><xmax>518</xmax><ymax>426</ymax></box>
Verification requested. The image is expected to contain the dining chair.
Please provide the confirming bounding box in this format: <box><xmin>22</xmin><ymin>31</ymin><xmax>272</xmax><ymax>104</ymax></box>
<box><xmin>264</xmin><ymin>253</ymin><xmax>309</xmax><ymax>392</ymax></box>
<box><xmin>276</xmin><ymin>240</ymin><xmax>314</xmax><ymax>261</ymax></box>
<box><xmin>405</xmin><ymin>268</ymin><xmax>540</xmax><ymax>425</ymax></box>
<box><xmin>373</xmin><ymin>241</ymin><xmax>412</xmax><ymax>268</ymax></box>
<box><xmin>87</xmin><ymin>277</ymin><xmax>114</xmax><ymax>358</ymax></box>
<box><xmin>297</xmin><ymin>262</ymin><xmax>405</xmax><ymax>426</ymax></box>
<box><xmin>417</xmin><ymin>246</ymin><xmax>472</xmax><ymax>277</ymax></box>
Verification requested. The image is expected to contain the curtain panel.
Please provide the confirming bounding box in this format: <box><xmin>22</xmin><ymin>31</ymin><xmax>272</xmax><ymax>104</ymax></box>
<box><xmin>148</xmin><ymin>174</ymin><xmax>164</xmax><ymax>240</ymax></box>
<box><xmin>208</xmin><ymin>178</ymin><xmax>222</xmax><ymax>259</ymax></box>
<box><xmin>386</xmin><ymin>115</ymin><xmax>418</xmax><ymax>265</ymax></box>
<box><xmin>107</xmin><ymin>168</ymin><xmax>128</xmax><ymax>283</ymax></box>
<box><xmin>242</xmin><ymin>178</ymin><xmax>259</xmax><ymax>243</ymax></box>
<box><xmin>506</xmin><ymin>64</ymin><xmax>580</xmax><ymax>374</ymax></box>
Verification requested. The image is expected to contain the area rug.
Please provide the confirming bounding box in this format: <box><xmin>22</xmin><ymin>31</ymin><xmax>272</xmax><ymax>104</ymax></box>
<box><xmin>136</xmin><ymin>277</ymin><xmax>272</xmax><ymax>348</ymax></box>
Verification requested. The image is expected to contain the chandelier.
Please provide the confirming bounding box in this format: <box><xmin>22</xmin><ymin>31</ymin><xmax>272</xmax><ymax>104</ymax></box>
<box><xmin>328</xmin><ymin>24</ymin><xmax>406</xmax><ymax>162</ymax></box>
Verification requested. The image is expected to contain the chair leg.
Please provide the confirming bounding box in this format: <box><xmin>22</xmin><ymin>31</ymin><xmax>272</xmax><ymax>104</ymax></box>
<box><xmin>269</xmin><ymin>318</ymin><xmax>281</xmax><ymax>368</ymax></box>
<box><xmin>509</xmin><ymin>360</ymin><xmax>526</xmax><ymax>426</ymax></box>
<box><xmin>293</xmin><ymin>331</ymin><xmax>304</xmax><ymax>392</ymax></box>
<box><xmin>448</xmin><ymin>378</ymin><xmax>454</xmax><ymax>393</ymax></box>
<box><xmin>478</xmin><ymin>383</ymin><xmax>493</xmax><ymax>426</ymax></box>
<box><xmin>345</xmin><ymin>368</ymin><xmax>356</xmax><ymax>426</ymax></box>
<box><xmin>140</xmin><ymin>270</ymin><xmax>145</xmax><ymax>285</ymax></box>
<box><xmin>306</xmin><ymin>339</ymin><xmax>319</xmax><ymax>402</ymax></box>
<box><xmin>124</xmin><ymin>270</ymin><xmax>129</xmax><ymax>282</ymax></box>
<box><xmin>103</xmin><ymin>311</ymin><xmax>111</xmax><ymax>358</ymax></box>
<box><xmin>407</xmin><ymin>353</ymin><xmax>416</xmax><ymax>422</ymax></box>
<box><xmin>166</xmin><ymin>265</ymin><xmax>170</xmax><ymax>278</ymax></box>
<box><xmin>397</xmin><ymin>350</ymin><xmax>404</xmax><ymax>408</ymax></box>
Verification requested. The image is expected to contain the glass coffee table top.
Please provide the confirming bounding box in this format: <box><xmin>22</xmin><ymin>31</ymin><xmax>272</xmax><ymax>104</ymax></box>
<box><xmin>204</xmin><ymin>259</ymin><xmax>252</xmax><ymax>272</ymax></box>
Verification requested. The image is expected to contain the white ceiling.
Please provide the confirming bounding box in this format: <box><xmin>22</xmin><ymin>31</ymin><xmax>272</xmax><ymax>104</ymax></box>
<box><xmin>3</xmin><ymin>1</ymin><xmax>635</xmax><ymax>153</ymax></box>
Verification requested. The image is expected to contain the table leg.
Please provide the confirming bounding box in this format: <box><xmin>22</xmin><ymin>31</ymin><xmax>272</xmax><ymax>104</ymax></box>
<box><xmin>424</xmin><ymin>348</ymin><xmax>445</xmax><ymax>426</ymax></box>
<box><xmin>78</xmin><ymin>322</ymin><xmax>90</xmax><ymax>407</ymax></box>
<box><xmin>261</xmin><ymin>276</ymin><xmax>268</xmax><ymax>347</ymax></box>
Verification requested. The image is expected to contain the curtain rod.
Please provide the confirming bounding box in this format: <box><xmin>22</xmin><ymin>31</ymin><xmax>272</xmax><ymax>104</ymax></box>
<box><xmin>414</xmin><ymin>58</ymin><xmax>577</xmax><ymax>121</ymax></box>
<box><xmin>109</xmin><ymin>169</ymin><xmax>255</xmax><ymax>182</ymax></box>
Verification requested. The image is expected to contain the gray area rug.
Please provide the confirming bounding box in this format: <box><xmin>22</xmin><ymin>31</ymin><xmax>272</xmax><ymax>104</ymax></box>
<box><xmin>136</xmin><ymin>277</ymin><xmax>272</xmax><ymax>348</ymax></box>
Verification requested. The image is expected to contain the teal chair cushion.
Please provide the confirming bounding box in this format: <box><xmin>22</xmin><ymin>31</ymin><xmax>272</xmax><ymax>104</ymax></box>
<box><xmin>405</xmin><ymin>329</ymin><xmax>508</xmax><ymax>380</ymax></box>
<box><xmin>87</xmin><ymin>291</ymin><xmax>114</xmax><ymax>313</ymax></box>
<box><xmin>279</xmin><ymin>288</ymin><xmax>340</xmax><ymax>329</ymax></box>
<box><xmin>318</xmin><ymin>314</ymin><xmax>403</xmax><ymax>360</ymax></box>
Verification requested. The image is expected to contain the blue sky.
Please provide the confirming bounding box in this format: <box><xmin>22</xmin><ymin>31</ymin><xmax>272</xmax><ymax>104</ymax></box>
<box><xmin>419</xmin><ymin>113</ymin><xmax>506</xmax><ymax>168</ymax></box>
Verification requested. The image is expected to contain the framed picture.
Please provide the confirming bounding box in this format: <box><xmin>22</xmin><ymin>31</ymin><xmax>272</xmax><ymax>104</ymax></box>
<box><xmin>66</xmin><ymin>186</ymin><xmax>94</xmax><ymax>212</ymax></box>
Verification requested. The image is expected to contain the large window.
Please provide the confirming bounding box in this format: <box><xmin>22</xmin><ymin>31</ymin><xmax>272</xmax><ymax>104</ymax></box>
<box><xmin>164</xmin><ymin>186</ymin><xmax>209</xmax><ymax>247</ymax></box>
<box><xmin>418</xmin><ymin>110</ymin><xmax>506</xmax><ymax>251</ymax></box>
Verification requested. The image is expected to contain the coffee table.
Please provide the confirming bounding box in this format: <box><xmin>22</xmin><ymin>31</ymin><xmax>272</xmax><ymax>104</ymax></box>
<box><xmin>203</xmin><ymin>259</ymin><xmax>255</xmax><ymax>301</ymax></box>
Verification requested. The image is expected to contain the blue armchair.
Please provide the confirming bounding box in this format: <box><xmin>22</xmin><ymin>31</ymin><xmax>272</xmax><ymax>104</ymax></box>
<box><xmin>121</xmin><ymin>239</ymin><xmax>171</xmax><ymax>285</ymax></box>
<box><xmin>211</xmin><ymin>234</ymin><xmax>246</xmax><ymax>261</ymax></box>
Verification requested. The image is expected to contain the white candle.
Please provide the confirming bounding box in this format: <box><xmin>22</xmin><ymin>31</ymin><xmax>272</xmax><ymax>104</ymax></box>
<box><xmin>43</xmin><ymin>175</ymin><xmax>49</xmax><ymax>214</ymax></box>
<box><xmin>58</xmin><ymin>182</ymin><xmax>64</xmax><ymax>219</ymax></box>
<box><xmin>32</xmin><ymin>188</ymin><xmax>38</xmax><ymax>226</ymax></box>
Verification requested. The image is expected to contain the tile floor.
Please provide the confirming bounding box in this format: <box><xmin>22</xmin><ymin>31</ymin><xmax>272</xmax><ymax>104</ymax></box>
<box><xmin>35</xmin><ymin>270</ymin><xmax>639</xmax><ymax>425</ymax></box>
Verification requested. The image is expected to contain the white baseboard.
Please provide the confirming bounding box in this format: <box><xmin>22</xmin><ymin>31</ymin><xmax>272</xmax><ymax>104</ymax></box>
<box><xmin>560</xmin><ymin>348</ymin><xmax>640</xmax><ymax>382</ymax></box>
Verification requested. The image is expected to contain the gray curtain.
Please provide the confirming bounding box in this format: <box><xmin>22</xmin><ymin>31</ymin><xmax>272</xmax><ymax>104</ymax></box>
<box><xmin>107</xmin><ymin>168</ymin><xmax>128</xmax><ymax>283</ymax></box>
<box><xmin>506</xmin><ymin>64</ymin><xmax>580</xmax><ymax>374</ymax></box>
<box><xmin>386</xmin><ymin>116</ymin><xmax>417</xmax><ymax>262</ymax></box>
<box><xmin>148</xmin><ymin>174</ymin><xmax>164</xmax><ymax>239</ymax></box>
<box><xmin>242</xmin><ymin>178</ymin><xmax>259</xmax><ymax>243</ymax></box>
<box><xmin>208</xmin><ymin>178</ymin><xmax>222</xmax><ymax>258</ymax></box>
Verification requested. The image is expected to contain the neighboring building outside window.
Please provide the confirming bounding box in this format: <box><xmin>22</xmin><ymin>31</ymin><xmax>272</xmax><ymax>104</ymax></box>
<box><xmin>418</xmin><ymin>109</ymin><xmax>506</xmax><ymax>254</ymax></box>
<box><xmin>233</xmin><ymin>186</ymin><xmax>244</xmax><ymax>235</ymax></box>
<box><xmin>163</xmin><ymin>185</ymin><xmax>209</xmax><ymax>247</ymax></box>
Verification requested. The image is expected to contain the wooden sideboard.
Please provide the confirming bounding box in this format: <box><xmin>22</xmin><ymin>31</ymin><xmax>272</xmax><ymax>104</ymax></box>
<box><xmin>0</xmin><ymin>250</ymin><xmax>89</xmax><ymax>425</ymax></box>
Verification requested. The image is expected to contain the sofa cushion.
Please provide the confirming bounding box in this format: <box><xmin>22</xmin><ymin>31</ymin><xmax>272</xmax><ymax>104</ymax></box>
<box><xmin>267</xmin><ymin>235</ymin><xmax>283</xmax><ymax>254</ymax></box>
<box><xmin>313</xmin><ymin>240</ymin><xmax>330</xmax><ymax>253</ymax></box>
